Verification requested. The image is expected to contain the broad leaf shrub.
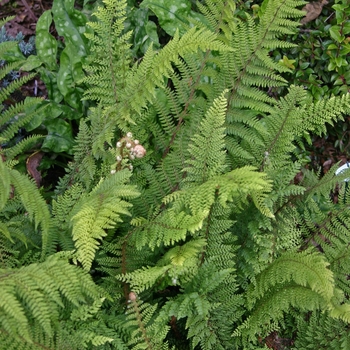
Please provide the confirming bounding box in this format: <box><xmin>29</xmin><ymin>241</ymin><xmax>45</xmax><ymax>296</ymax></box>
<box><xmin>1</xmin><ymin>0</ymin><xmax>350</xmax><ymax>349</ymax></box>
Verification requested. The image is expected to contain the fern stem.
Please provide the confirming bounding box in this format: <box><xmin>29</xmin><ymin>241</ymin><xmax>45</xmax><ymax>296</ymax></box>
<box><xmin>130</xmin><ymin>299</ymin><xmax>153</xmax><ymax>350</ymax></box>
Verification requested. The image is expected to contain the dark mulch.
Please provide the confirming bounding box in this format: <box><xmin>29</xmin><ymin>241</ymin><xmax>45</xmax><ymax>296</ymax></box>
<box><xmin>0</xmin><ymin>0</ymin><xmax>51</xmax><ymax>36</ymax></box>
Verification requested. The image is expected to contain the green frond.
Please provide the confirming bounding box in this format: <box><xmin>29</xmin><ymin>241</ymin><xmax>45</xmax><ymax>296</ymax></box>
<box><xmin>157</xmin><ymin>262</ymin><xmax>234</xmax><ymax>349</ymax></box>
<box><xmin>125</xmin><ymin>297</ymin><xmax>169</xmax><ymax>350</ymax></box>
<box><xmin>234</xmin><ymin>285</ymin><xmax>326</xmax><ymax>342</ymax></box>
<box><xmin>47</xmin><ymin>184</ymin><xmax>85</xmax><ymax>254</ymax></box>
<box><xmin>329</xmin><ymin>302</ymin><xmax>350</xmax><ymax>323</ymax></box>
<box><xmin>1</xmin><ymin>0</ymin><xmax>349</xmax><ymax>348</ymax></box>
<box><xmin>0</xmin><ymin>16</ymin><xmax>15</xmax><ymax>29</ymax></box>
<box><xmin>304</xmin><ymin>93</ymin><xmax>350</xmax><ymax>136</ymax></box>
<box><xmin>133</xmin><ymin>31</ymin><xmax>225</xmax><ymax>121</ymax></box>
<box><xmin>183</xmin><ymin>90</ymin><xmax>228</xmax><ymax>185</ymax></box>
<box><xmin>2</xmin><ymin>135</ymin><xmax>45</xmax><ymax>161</ymax></box>
<box><xmin>118</xmin><ymin>265</ymin><xmax>170</xmax><ymax>294</ymax></box>
<box><xmin>196</xmin><ymin>0</ymin><xmax>236</xmax><ymax>44</ymax></box>
<box><xmin>0</xmin><ymin>59</ymin><xmax>22</xmax><ymax>82</ymax></box>
<box><xmin>302</xmin><ymin>163</ymin><xmax>350</xmax><ymax>200</ymax></box>
<box><xmin>0</xmin><ymin>159</ymin><xmax>11</xmax><ymax>212</ymax></box>
<box><xmin>257</xmin><ymin>86</ymin><xmax>308</xmax><ymax>170</ymax></box>
<box><xmin>0</xmin><ymin>218</ymin><xmax>33</xmax><ymax>251</ymax></box>
<box><xmin>294</xmin><ymin>311</ymin><xmax>350</xmax><ymax>350</ymax></box>
<box><xmin>0</xmin><ymin>253</ymin><xmax>101</xmax><ymax>344</ymax></box>
<box><xmin>131</xmin><ymin>208</ymin><xmax>207</xmax><ymax>250</ymax></box>
<box><xmin>247</xmin><ymin>250</ymin><xmax>334</xmax><ymax>303</ymax></box>
<box><xmin>133</xmin><ymin>165</ymin><xmax>272</xmax><ymax>249</ymax></box>
<box><xmin>82</xmin><ymin>0</ymin><xmax>131</xmax><ymax>105</ymax></box>
<box><xmin>0</xmin><ymin>161</ymin><xmax>51</xmax><ymax>255</ymax></box>
<box><xmin>119</xmin><ymin>238</ymin><xmax>206</xmax><ymax>294</ymax></box>
<box><xmin>161</xmin><ymin>238</ymin><xmax>206</xmax><ymax>268</ymax></box>
<box><xmin>71</xmin><ymin>170</ymin><xmax>139</xmax><ymax>270</ymax></box>
<box><xmin>0</xmin><ymin>97</ymin><xmax>44</xmax><ymax>142</ymax></box>
<box><xmin>0</xmin><ymin>74</ymin><xmax>35</xmax><ymax>107</ymax></box>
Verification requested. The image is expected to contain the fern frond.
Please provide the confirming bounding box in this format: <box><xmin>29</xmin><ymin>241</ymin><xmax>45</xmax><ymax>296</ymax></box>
<box><xmin>0</xmin><ymin>74</ymin><xmax>35</xmax><ymax>107</ymax></box>
<box><xmin>0</xmin><ymin>158</ymin><xmax>11</xmax><ymax>212</ymax></box>
<box><xmin>248</xmin><ymin>250</ymin><xmax>334</xmax><ymax>303</ymax></box>
<box><xmin>0</xmin><ymin>16</ymin><xmax>15</xmax><ymax>29</ymax></box>
<box><xmin>0</xmin><ymin>161</ymin><xmax>51</xmax><ymax>255</ymax></box>
<box><xmin>0</xmin><ymin>253</ymin><xmax>101</xmax><ymax>344</ymax></box>
<box><xmin>0</xmin><ymin>59</ymin><xmax>22</xmax><ymax>82</ymax></box>
<box><xmin>0</xmin><ymin>97</ymin><xmax>44</xmax><ymax>142</ymax></box>
<box><xmin>294</xmin><ymin>311</ymin><xmax>350</xmax><ymax>350</ymax></box>
<box><xmin>71</xmin><ymin>169</ymin><xmax>139</xmax><ymax>270</ymax></box>
<box><xmin>125</xmin><ymin>296</ymin><xmax>169</xmax><ymax>350</ymax></box>
<box><xmin>82</xmin><ymin>0</ymin><xmax>132</xmax><ymax>108</ymax></box>
<box><xmin>234</xmin><ymin>285</ymin><xmax>326</xmax><ymax>342</ymax></box>
<box><xmin>2</xmin><ymin>135</ymin><xmax>44</xmax><ymax>161</ymax></box>
<box><xmin>183</xmin><ymin>90</ymin><xmax>228</xmax><ymax>185</ymax></box>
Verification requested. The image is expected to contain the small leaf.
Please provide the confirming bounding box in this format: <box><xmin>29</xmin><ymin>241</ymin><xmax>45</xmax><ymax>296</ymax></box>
<box><xmin>279</xmin><ymin>55</ymin><xmax>295</xmax><ymax>69</ymax></box>
<box><xmin>330</xmin><ymin>26</ymin><xmax>344</xmax><ymax>43</ymax></box>
<box><xmin>299</xmin><ymin>62</ymin><xmax>310</xmax><ymax>70</ymax></box>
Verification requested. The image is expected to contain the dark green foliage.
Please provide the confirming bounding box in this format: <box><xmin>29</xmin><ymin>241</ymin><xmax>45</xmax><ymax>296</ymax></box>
<box><xmin>293</xmin><ymin>311</ymin><xmax>350</xmax><ymax>349</ymax></box>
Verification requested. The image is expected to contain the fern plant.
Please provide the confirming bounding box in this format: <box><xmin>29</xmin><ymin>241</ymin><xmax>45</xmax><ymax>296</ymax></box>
<box><xmin>1</xmin><ymin>0</ymin><xmax>350</xmax><ymax>348</ymax></box>
<box><xmin>0</xmin><ymin>47</ymin><xmax>43</xmax><ymax>161</ymax></box>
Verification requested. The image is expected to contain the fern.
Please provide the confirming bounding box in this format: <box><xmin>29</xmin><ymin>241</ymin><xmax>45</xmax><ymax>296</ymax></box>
<box><xmin>0</xmin><ymin>252</ymin><xmax>101</xmax><ymax>343</ymax></box>
<box><xmin>0</xmin><ymin>17</ymin><xmax>47</xmax><ymax>180</ymax></box>
<box><xmin>293</xmin><ymin>311</ymin><xmax>350</xmax><ymax>350</ymax></box>
<box><xmin>2</xmin><ymin>0</ymin><xmax>350</xmax><ymax>348</ymax></box>
<box><xmin>70</xmin><ymin>169</ymin><xmax>139</xmax><ymax>270</ymax></box>
<box><xmin>0</xmin><ymin>159</ymin><xmax>51</xmax><ymax>255</ymax></box>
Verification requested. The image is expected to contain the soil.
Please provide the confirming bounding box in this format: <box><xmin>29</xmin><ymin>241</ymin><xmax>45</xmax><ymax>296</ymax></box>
<box><xmin>0</xmin><ymin>0</ymin><xmax>50</xmax><ymax>37</ymax></box>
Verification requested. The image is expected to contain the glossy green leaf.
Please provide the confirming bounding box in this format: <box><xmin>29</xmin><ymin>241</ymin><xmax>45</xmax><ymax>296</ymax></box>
<box><xmin>52</xmin><ymin>0</ymin><xmax>89</xmax><ymax>57</ymax></box>
<box><xmin>57</xmin><ymin>43</ymin><xmax>85</xmax><ymax>110</ymax></box>
<box><xmin>42</xmin><ymin>118</ymin><xmax>75</xmax><ymax>154</ymax></box>
<box><xmin>25</xmin><ymin>101</ymin><xmax>63</xmax><ymax>131</ymax></box>
<box><xmin>329</xmin><ymin>26</ymin><xmax>344</xmax><ymax>43</ymax></box>
<box><xmin>279</xmin><ymin>55</ymin><xmax>295</xmax><ymax>69</ymax></box>
<box><xmin>35</xmin><ymin>11</ymin><xmax>58</xmax><ymax>70</ymax></box>
<box><xmin>327</xmin><ymin>43</ymin><xmax>338</xmax><ymax>50</ymax></box>
<box><xmin>299</xmin><ymin>62</ymin><xmax>310</xmax><ymax>70</ymax></box>
<box><xmin>335</xmin><ymin>57</ymin><xmax>347</xmax><ymax>67</ymax></box>
<box><xmin>334</xmin><ymin>78</ymin><xmax>344</xmax><ymax>85</ymax></box>
<box><xmin>328</xmin><ymin>61</ymin><xmax>336</xmax><ymax>71</ymax></box>
<box><xmin>126</xmin><ymin>7</ymin><xmax>160</xmax><ymax>55</ymax></box>
<box><xmin>140</xmin><ymin>0</ymin><xmax>191</xmax><ymax>36</ymax></box>
<box><xmin>343</xmin><ymin>22</ymin><xmax>350</xmax><ymax>35</ymax></box>
<box><xmin>20</xmin><ymin>55</ymin><xmax>43</xmax><ymax>71</ymax></box>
